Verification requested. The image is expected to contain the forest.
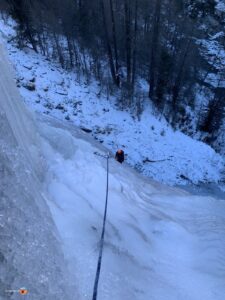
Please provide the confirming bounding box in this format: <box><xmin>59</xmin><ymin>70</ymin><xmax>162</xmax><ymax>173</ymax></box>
<box><xmin>1</xmin><ymin>0</ymin><xmax>225</xmax><ymax>153</ymax></box>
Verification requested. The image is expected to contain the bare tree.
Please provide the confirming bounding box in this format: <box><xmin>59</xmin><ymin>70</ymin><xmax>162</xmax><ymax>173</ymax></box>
<box><xmin>148</xmin><ymin>0</ymin><xmax>162</xmax><ymax>100</ymax></box>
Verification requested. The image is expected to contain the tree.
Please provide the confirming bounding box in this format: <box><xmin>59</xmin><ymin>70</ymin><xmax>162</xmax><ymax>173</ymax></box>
<box><xmin>7</xmin><ymin>0</ymin><xmax>38</xmax><ymax>51</ymax></box>
<box><xmin>148</xmin><ymin>0</ymin><xmax>162</xmax><ymax>101</ymax></box>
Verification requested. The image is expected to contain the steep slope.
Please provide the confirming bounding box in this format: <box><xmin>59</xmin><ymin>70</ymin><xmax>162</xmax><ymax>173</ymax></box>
<box><xmin>1</xmin><ymin>39</ymin><xmax>225</xmax><ymax>300</ymax></box>
<box><xmin>38</xmin><ymin>114</ymin><xmax>225</xmax><ymax>300</ymax></box>
<box><xmin>0</xmin><ymin>42</ymin><xmax>75</xmax><ymax>299</ymax></box>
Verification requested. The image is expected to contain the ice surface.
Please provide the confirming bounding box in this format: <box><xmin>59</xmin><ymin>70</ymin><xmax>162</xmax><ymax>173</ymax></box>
<box><xmin>0</xmin><ymin>43</ymin><xmax>75</xmax><ymax>300</ymax></box>
<box><xmin>38</xmin><ymin>114</ymin><xmax>225</xmax><ymax>300</ymax></box>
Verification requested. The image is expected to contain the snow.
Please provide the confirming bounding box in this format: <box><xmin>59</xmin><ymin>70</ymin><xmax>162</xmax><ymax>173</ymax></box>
<box><xmin>0</xmin><ymin>18</ymin><xmax>224</xmax><ymax>187</ymax></box>
<box><xmin>197</xmin><ymin>29</ymin><xmax>225</xmax><ymax>89</ymax></box>
<box><xmin>216</xmin><ymin>0</ymin><xmax>225</xmax><ymax>13</ymax></box>
<box><xmin>199</xmin><ymin>38</ymin><xmax>225</xmax><ymax>74</ymax></box>
<box><xmin>38</xmin><ymin>114</ymin><xmax>225</xmax><ymax>300</ymax></box>
<box><xmin>1</xmin><ymin>21</ymin><xmax>225</xmax><ymax>300</ymax></box>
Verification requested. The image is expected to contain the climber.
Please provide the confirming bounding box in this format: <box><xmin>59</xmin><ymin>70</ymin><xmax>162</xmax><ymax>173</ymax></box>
<box><xmin>115</xmin><ymin>149</ymin><xmax>125</xmax><ymax>164</ymax></box>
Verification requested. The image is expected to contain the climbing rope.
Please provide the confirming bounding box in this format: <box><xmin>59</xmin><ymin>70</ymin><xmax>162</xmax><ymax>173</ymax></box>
<box><xmin>92</xmin><ymin>152</ymin><xmax>110</xmax><ymax>300</ymax></box>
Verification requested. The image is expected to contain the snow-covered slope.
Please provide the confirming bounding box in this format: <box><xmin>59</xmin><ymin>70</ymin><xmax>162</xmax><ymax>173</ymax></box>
<box><xmin>0</xmin><ymin>19</ymin><xmax>224</xmax><ymax>186</ymax></box>
<box><xmin>39</xmin><ymin>114</ymin><xmax>225</xmax><ymax>300</ymax></box>
<box><xmin>1</xmin><ymin>37</ymin><xmax>225</xmax><ymax>299</ymax></box>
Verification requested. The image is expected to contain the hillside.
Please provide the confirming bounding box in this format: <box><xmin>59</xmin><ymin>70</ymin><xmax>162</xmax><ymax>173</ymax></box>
<box><xmin>0</xmin><ymin>18</ymin><xmax>224</xmax><ymax>187</ymax></box>
<box><xmin>1</xmin><ymin>0</ymin><xmax>225</xmax><ymax>154</ymax></box>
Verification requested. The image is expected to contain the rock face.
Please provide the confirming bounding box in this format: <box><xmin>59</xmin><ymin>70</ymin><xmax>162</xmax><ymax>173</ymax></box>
<box><xmin>44</xmin><ymin>102</ymin><xmax>54</xmax><ymax>110</ymax></box>
<box><xmin>0</xmin><ymin>42</ymin><xmax>72</xmax><ymax>300</ymax></box>
<box><xmin>55</xmin><ymin>89</ymin><xmax>68</xmax><ymax>96</ymax></box>
<box><xmin>80</xmin><ymin>127</ymin><xmax>92</xmax><ymax>133</ymax></box>
<box><xmin>23</xmin><ymin>82</ymin><xmax>36</xmax><ymax>91</ymax></box>
<box><xmin>22</xmin><ymin>63</ymin><xmax>32</xmax><ymax>70</ymax></box>
<box><xmin>55</xmin><ymin>103</ymin><xmax>64</xmax><ymax>110</ymax></box>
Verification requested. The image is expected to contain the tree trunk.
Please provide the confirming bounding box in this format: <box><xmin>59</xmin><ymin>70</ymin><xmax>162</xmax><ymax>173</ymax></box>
<box><xmin>109</xmin><ymin>0</ymin><xmax>120</xmax><ymax>86</ymax></box>
<box><xmin>100</xmin><ymin>0</ymin><xmax>118</xmax><ymax>86</ymax></box>
<box><xmin>172</xmin><ymin>38</ymin><xmax>192</xmax><ymax>109</ymax></box>
<box><xmin>132</xmin><ymin>0</ymin><xmax>138</xmax><ymax>89</ymax></box>
<box><xmin>53</xmin><ymin>32</ymin><xmax>64</xmax><ymax>67</ymax></box>
<box><xmin>124</xmin><ymin>0</ymin><xmax>132</xmax><ymax>87</ymax></box>
<box><xmin>149</xmin><ymin>0</ymin><xmax>162</xmax><ymax>100</ymax></box>
<box><xmin>66</xmin><ymin>36</ymin><xmax>74</xmax><ymax>68</ymax></box>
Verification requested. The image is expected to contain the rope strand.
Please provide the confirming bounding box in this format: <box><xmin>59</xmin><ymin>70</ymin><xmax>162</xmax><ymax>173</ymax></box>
<box><xmin>92</xmin><ymin>152</ymin><xmax>110</xmax><ymax>300</ymax></box>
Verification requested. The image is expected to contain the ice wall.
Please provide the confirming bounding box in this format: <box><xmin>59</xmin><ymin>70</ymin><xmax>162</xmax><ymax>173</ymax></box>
<box><xmin>0</xmin><ymin>42</ymin><xmax>72</xmax><ymax>300</ymax></box>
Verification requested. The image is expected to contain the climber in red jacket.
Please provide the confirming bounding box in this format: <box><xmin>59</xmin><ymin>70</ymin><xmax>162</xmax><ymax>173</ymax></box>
<box><xmin>115</xmin><ymin>149</ymin><xmax>125</xmax><ymax>164</ymax></box>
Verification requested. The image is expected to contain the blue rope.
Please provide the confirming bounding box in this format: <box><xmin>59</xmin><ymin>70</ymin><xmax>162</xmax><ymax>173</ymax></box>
<box><xmin>92</xmin><ymin>152</ymin><xmax>110</xmax><ymax>300</ymax></box>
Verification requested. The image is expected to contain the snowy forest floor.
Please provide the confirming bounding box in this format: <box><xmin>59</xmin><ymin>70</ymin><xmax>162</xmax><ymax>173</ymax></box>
<box><xmin>0</xmin><ymin>18</ymin><xmax>224</xmax><ymax>188</ymax></box>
